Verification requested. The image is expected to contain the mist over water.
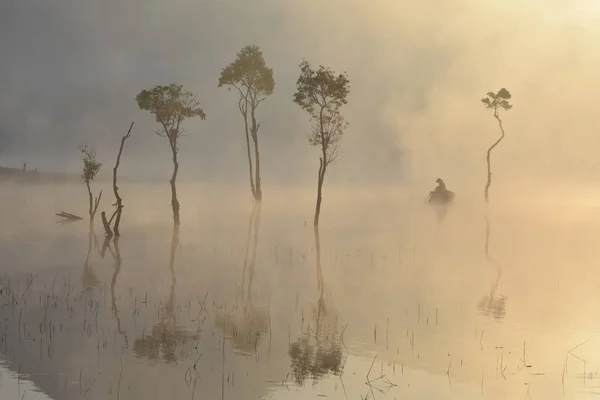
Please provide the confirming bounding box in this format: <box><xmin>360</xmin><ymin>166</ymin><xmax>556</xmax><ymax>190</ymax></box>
<box><xmin>2</xmin><ymin>0</ymin><xmax>600</xmax><ymax>399</ymax></box>
<box><xmin>0</xmin><ymin>181</ymin><xmax>600</xmax><ymax>399</ymax></box>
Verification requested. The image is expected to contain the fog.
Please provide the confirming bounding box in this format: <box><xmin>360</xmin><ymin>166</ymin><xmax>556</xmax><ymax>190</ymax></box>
<box><xmin>2</xmin><ymin>0</ymin><xmax>600</xmax><ymax>399</ymax></box>
<box><xmin>1</xmin><ymin>0</ymin><xmax>599</xmax><ymax>185</ymax></box>
<box><xmin>2</xmin><ymin>180</ymin><xmax>600</xmax><ymax>399</ymax></box>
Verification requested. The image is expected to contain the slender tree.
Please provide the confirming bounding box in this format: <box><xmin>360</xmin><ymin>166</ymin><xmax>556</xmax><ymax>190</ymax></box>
<box><xmin>136</xmin><ymin>85</ymin><xmax>206</xmax><ymax>225</ymax></box>
<box><xmin>218</xmin><ymin>45</ymin><xmax>275</xmax><ymax>202</ymax></box>
<box><xmin>101</xmin><ymin>122</ymin><xmax>134</xmax><ymax>238</ymax></box>
<box><xmin>481</xmin><ymin>88</ymin><xmax>512</xmax><ymax>204</ymax></box>
<box><xmin>293</xmin><ymin>60</ymin><xmax>350</xmax><ymax>227</ymax></box>
<box><xmin>78</xmin><ymin>143</ymin><xmax>102</xmax><ymax>226</ymax></box>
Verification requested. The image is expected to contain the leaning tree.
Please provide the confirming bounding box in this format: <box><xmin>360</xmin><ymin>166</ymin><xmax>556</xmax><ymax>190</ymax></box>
<box><xmin>218</xmin><ymin>45</ymin><xmax>275</xmax><ymax>202</ymax></box>
<box><xmin>293</xmin><ymin>60</ymin><xmax>350</xmax><ymax>227</ymax></box>
<box><xmin>136</xmin><ymin>84</ymin><xmax>206</xmax><ymax>226</ymax></box>
<box><xmin>481</xmin><ymin>88</ymin><xmax>512</xmax><ymax>204</ymax></box>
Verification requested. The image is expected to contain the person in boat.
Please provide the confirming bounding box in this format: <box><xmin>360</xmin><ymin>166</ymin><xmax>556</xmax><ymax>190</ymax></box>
<box><xmin>433</xmin><ymin>178</ymin><xmax>447</xmax><ymax>195</ymax></box>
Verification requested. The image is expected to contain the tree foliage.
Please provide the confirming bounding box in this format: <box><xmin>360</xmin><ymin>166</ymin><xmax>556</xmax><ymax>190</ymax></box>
<box><xmin>218</xmin><ymin>45</ymin><xmax>275</xmax><ymax>102</ymax></box>
<box><xmin>293</xmin><ymin>60</ymin><xmax>350</xmax><ymax>165</ymax></box>
<box><xmin>78</xmin><ymin>143</ymin><xmax>102</xmax><ymax>182</ymax></box>
<box><xmin>481</xmin><ymin>88</ymin><xmax>512</xmax><ymax>116</ymax></box>
<box><xmin>136</xmin><ymin>84</ymin><xmax>206</xmax><ymax>146</ymax></box>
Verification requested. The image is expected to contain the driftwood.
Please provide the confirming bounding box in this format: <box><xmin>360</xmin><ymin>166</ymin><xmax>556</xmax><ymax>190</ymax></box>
<box><xmin>56</xmin><ymin>211</ymin><xmax>84</xmax><ymax>221</ymax></box>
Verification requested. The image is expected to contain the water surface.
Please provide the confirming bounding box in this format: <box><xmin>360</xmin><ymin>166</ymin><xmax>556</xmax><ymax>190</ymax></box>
<box><xmin>1</xmin><ymin>181</ymin><xmax>600</xmax><ymax>399</ymax></box>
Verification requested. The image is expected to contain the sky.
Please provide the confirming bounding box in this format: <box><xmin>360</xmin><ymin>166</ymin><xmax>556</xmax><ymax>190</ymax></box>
<box><xmin>1</xmin><ymin>0</ymin><xmax>600</xmax><ymax>186</ymax></box>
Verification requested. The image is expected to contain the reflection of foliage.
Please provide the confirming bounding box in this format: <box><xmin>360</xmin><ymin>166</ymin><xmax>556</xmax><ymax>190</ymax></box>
<box><xmin>133</xmin><ymin>224</ymin><xmax>198</xmax><ymax>363</ymax></box>
<box><xmin>133</xmin><ymin>322</ymin><xmax>198</xmax><ymax>363</ymax></box>
<box><xmin>289</xmin><ymin>224</ymin><xmax>344</xmax><ymax>385</ymax></box>
<box><xmin>477</xmin><ymin>266</ymin><xmax>507</xmax><ymax>320</ymax></box>
<box><xmin>289</xmin><ymin>332</ymin><xmax>343</xmax><ymax>385</ymax></box>
<box><xmin>477</xmin><ymin>293</ymin><xmax>507</xmax><ymax>320</ymax></box>
<box><xmin>215</xmin><ymin>307</ymin><xmax>269</xmax><ymax>355</ymax></box>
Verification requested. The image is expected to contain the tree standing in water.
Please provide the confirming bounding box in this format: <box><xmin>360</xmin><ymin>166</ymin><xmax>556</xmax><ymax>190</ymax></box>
<box><xmin>136</xmin><ymin>84</ymin><xmax>206</xmax><ymax>225</ymax></box>
<box><xmin>100</xmin><ymin>122</ymin><xmax>134</xmax><ymax>238</ymax></box>
<box><xmin>293</xmin><ymin>60</ymin><xmax>350</xmax><ymax>227</ymax></box>
<box><xmin>78</xmin><ymin>143</ymin><xmax>102</xmax><ymax>227</ymax></box>
<box><xmin>219</xmin><ymin>45</ymin><xmax>275</xmax><ymax>202</ymax></box>
<box><xmin>481</xmin><ymin>88</ymin><xmax>512</xmax><ymax>204</ymax></box>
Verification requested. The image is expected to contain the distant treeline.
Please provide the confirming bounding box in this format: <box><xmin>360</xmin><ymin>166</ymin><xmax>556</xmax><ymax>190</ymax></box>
<box><xmin>0</xmin><ymin>166</ymin><xmax>80</xmax><ymax>183</ymax></box>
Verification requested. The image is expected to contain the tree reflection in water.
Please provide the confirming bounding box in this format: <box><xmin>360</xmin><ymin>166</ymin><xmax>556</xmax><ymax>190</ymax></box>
<box><xmin>478</xmin><ymin>215</ymin><xmax>507</xmax><ymax>320</ymax></box>
<box><xmin>288</xmin><ymin>225</ymin><xmax>344</xmax><ymax>385</ymax></box>
<box><xmin>215</xmin><ymin>204</ymin><xmax>270</xmax><ymax>355</ymax></box>
<box><xmin>82</xmin><ymin>224</ymin><xmax>101</xmax><ymax>290</ymax></box>
<box><xmin>133</xmin><ymin>223</ymin><xmax>198</xmax><ymax>362</ymax></box>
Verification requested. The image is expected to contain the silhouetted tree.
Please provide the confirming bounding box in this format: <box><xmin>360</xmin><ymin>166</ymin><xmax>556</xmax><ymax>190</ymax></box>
<box><xmin>481</xmin><ymin>88</ymin><xmax>512</xmax><ymax>204</ymax></box>
<box><xmin>293</xmin><ymin>61</ymin><xmax>350</xmax><ymax>226</ymax></box>
<box><xmin>78</xmin><ymin>143</ymin><xmax>102</xmax><ymax>226</ymax></box>
<box><xmin>136</xmin><ymin>85</ymin><xmax>206</xmax><ymax>225</ymax></box>
<box><xmin>101</xmin><ymin>122</ymin><xmax>134</xmax><ymax>238</ymax></box>
<box><xmin>219</xmin><ymin>45</ymin><xmax>274</xmax><ymax>202</ymax></box>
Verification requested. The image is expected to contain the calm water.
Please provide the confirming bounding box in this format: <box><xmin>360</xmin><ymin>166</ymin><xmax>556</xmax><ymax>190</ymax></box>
<box><xmin>2</xmin><ymin>181</ymin><xmax>600</xmax><ymax>399</ymax></box>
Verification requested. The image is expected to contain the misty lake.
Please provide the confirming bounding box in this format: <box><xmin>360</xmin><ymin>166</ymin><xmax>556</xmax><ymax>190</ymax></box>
<box><xmin>2</xmin><ymin>181</ymin><xmax>600</xmax><ymax>399</ymax></box>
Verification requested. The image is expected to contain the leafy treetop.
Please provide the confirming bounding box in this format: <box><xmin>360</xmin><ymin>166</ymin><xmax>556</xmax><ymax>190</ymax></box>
<box><xmin>136</xmin><ymin>84</ymin><xmax>206</xmax><ymax>141</ymax></box>
<box><xmin>218</xmin><ymin>45</ymin><xmax>275</xmax><ymax>103</ymax></box>
<box><xmin>78</xmin><ymin>143</ymin><xmax>102</xmax><ymax>183</ymax></box>
<box><xmin>481</xmin><ymin>88</ymin><xmax>512</xmax><ymax>116</ymax></box>
<box><xmin>293</xmin><ymin>60</ymin><xmax>350</xmax><ymax>119</ymax></box>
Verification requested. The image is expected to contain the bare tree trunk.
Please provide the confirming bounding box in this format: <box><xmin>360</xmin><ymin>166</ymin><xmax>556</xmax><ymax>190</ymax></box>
<box><xmin>86</xmin><ymin>181</ymin><xmax>102</xmax><ymax>226</ymax></box>
<box><xmin>169</xmin><ymin>142</ymin><xmax>180</xmax><ymax>226</ymax></box>
<box><xmin>253</xmin><ymin>137</ymin><xmax>262</xmax><ymax>202</ymax></box>
<box><xmin>86</xmin><ymin>180</ymin><xmax>93</xmax><ymax>218</ymax></box>
<box><xmin>241</xmin><ymin>104</ymin><xmax>256</xmax><ymax>200</ymax></box>
<box><xmin>484</xmin><ymin>113</ymin><xmax>505</xmax><ymax>204</ymax></box>
<box><xmin>251</xmin><ymin>108</ymin><xmax>262</xmax><ymax>202</ymax></box>
<box><xmin>313</xmin><ymin>107</ymin><xmax>328</xmax><ymax>227</ymax></box>
<box><xmin>101</xmin><ymin>211</ymin><xmax>113</xmax><ymax>238</ymax></box>
<box><xmin>313</xmin><ymin>224</ymin><xmax>324</xmax><ymax>292</ymax></box>
<box><xmin>112</xmin><ymin>122</ymin><xmax>134</xmax><ymax>236</ymax></box>
<box><xmin>313</xmin><ymin>158</ymin><xmax>327</xmax><ymax>227</ymax></box>
<box><xmin>92</xmin><ymin>191</ymin><xmax>102</xmax><ymax>224</ymax></box>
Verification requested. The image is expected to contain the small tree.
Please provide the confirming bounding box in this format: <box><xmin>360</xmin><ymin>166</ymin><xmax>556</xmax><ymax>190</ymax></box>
<box><xmin>78</xmin><ymin>143</ymin><xmax>102</xmax><ymax>226</ymax></box>
<box><xmin>136</xmin><ymin>85</ymin><xmax>206</xmax><ymax>225</ymax></box>
<box><xmin>481</xmin><ymin>88</ymin><xmax>512</xmax><ymax>204</ymax></box>
<box><xmin>293</xmin><ymin>60</ymin><xmax>350</xmax><ymax>227</ymax></box>
<box><xmin>218</xmin><ymin>45</ymin><xmax>275</xmax><ymax>202</ymax></box>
